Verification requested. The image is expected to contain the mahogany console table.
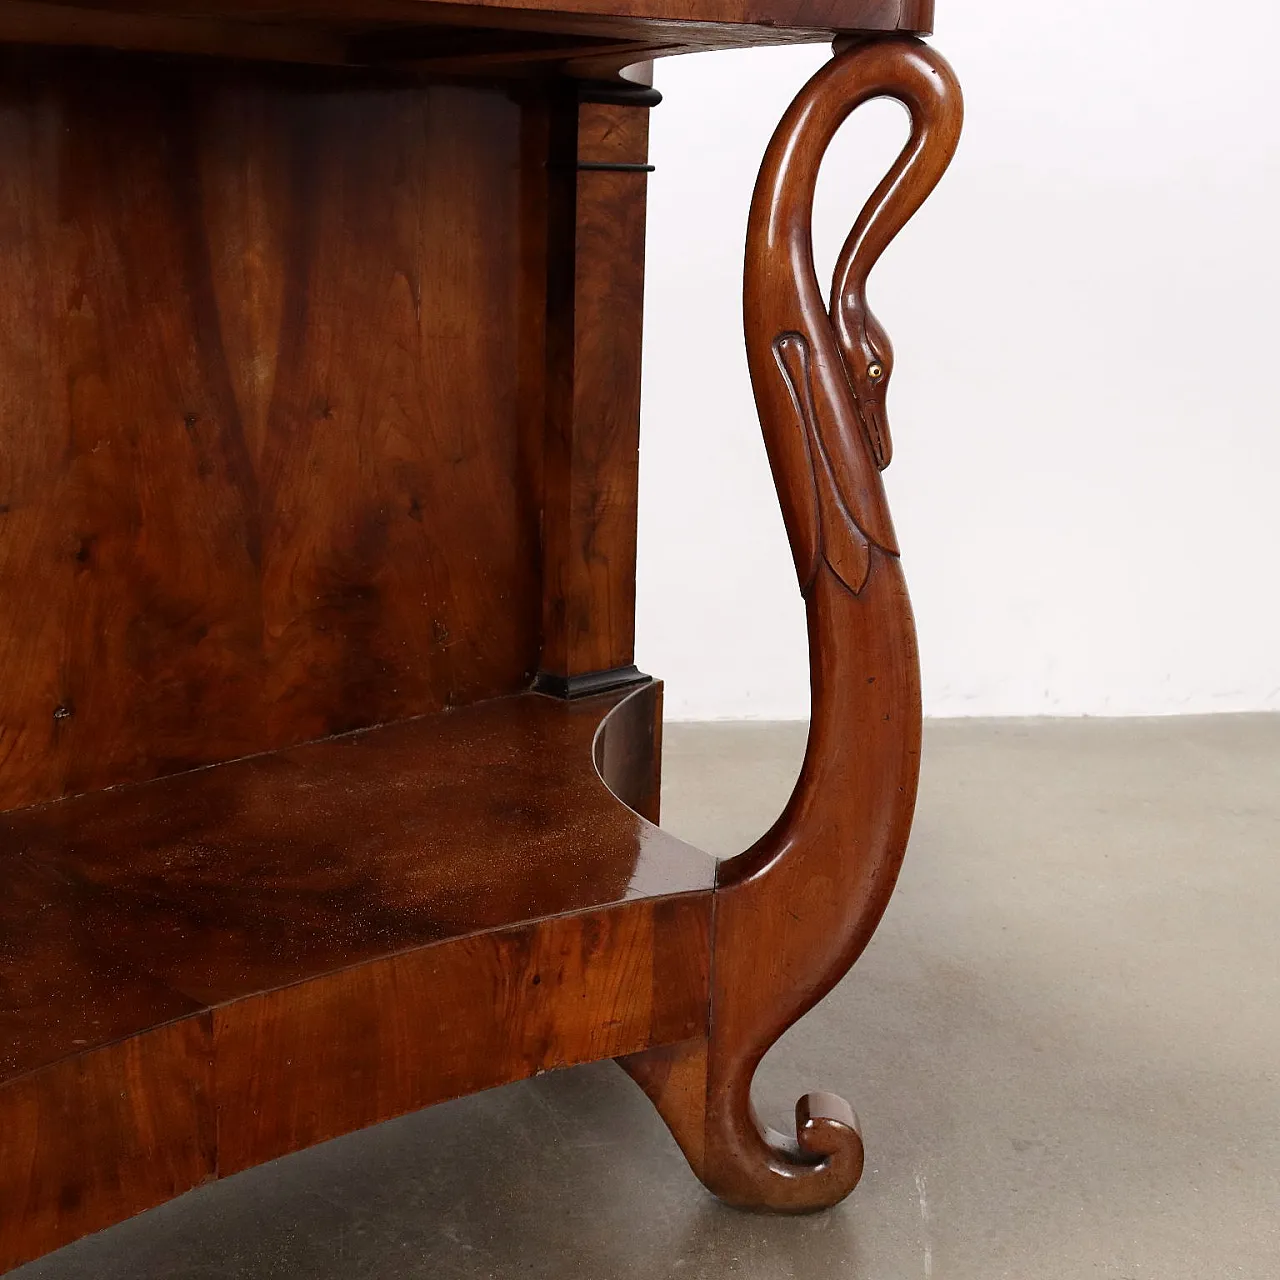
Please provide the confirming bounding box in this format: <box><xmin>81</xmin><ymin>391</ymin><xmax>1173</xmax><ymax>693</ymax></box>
<box><xmin>0</xmin><ymin>0</ymin><xmax>961</xmax><ymax>1267</ymax></box>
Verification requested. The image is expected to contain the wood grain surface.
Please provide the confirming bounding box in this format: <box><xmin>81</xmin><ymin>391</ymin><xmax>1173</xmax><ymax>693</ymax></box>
<box><xmin>0</xmin><ymin>0</ymin><xmax>934</xmax><ymax>70</ymax></box>
<box><xmin>0</xmin><ymin>1019</ymin><xmax>218</xmax><ymax>1275</ymax></box>
<box><xmin>0</xmin><ymin>11</ymin><xmax>963</xmax><ymax>1268</ymax></box>
<box><xmin>0</xmin><ymin>54</ymin><xmax>542</xmax><ymax>814</ymax></box>
<box><xmin>0</xmin><ymin>687</ymin><xmax>714</xmax><ymax>1270</ymax></box>
<box><xmin>541</xmin><ymin>96</ymin><xmax>649</xmax><ymax>684</ymax></box>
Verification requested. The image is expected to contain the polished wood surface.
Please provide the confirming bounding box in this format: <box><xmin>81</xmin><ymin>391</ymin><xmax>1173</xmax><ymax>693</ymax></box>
<box><xmin>595</xmin><ymin>670</ymin><xmax>664</xmax><ymax>824</ymax></box>
<box><xmin>0</xmin><ymin>54</ymin><xmax>544</xmax><ymax>814</ymax></box>
<box><xmin>0</xmin><ymin>686</ymin><xmax>712</xmax><ymax>1082</ymax></box>
<box><xmin>1</xmin><ymin>1021</ymin><xmax>216</xmax><ymax>1276</ymax></box>
<box><xmin>623</xmin><ymin>35</ymin><xmax>962</xmax><ymax>1211</ymax></box>
<box><xmin>0</xmin><ymin>686</ymin><xmax>714</xmax><ymax>1271</ymax></box>
<box><xmin>0</xmin><ymin>0</ymin><xmax>933</xmax><ymax>73</ymax></box>
<box><xmin>540</xmin><ymin>95</ymin><xmax>649</xmax><ymax>687</ymax></box>
<box><xmin>0</xmin><ymin>2</ymin><xmax>961</xmax><ymax>1264</ymax></box>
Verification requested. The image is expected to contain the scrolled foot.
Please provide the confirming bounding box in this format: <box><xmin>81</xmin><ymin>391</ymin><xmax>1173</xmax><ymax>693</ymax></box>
<box><xmin>620</xmin><ymin>1043</ymin><xmax>866</xmax><ymax>1213</ymax></box>
<box><xmin>709</xmin><ymin>1090</ymin><xmax>865</xmax><ymax>1213</ymax></box>
<box><xmin>794</xmin><ymin>1091</ymin><xmax>865</xmax><ymax>1188</ymax></box>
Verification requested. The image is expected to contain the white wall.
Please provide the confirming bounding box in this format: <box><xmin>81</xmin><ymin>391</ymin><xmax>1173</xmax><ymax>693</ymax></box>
<box><xmin>636</xmin><ymin>0</ymin><xmax>1280</xmax><ymax>720</ymax></box>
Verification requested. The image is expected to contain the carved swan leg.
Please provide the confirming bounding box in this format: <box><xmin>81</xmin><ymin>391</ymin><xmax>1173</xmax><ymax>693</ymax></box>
<box><xmin>621</xmin><ymin>37</ymin><xmax>963</xmax><ymax>1212</ymax></box>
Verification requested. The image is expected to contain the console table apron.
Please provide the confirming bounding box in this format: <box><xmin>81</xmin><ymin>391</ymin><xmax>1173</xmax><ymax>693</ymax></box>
<box><xmin>0</xmin><ymin>0</ymin><xmax>962</xmax><ymax>1267</ymax></box>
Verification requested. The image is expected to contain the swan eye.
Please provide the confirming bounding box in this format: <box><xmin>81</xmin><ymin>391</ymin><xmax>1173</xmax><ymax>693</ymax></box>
<box><xmin>867</xmin><ymin>361</ymin><xmax>884</xmax><ymax>381</ymax></box>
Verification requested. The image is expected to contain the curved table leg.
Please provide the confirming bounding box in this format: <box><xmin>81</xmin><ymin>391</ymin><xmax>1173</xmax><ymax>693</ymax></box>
<box><xmin>621</xmin><ymin>36</ymin><xmax>963</xmax><ymax>1212</ymax></box>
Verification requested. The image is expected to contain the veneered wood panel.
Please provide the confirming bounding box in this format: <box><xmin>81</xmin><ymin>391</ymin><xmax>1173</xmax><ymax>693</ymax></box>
<box><xmin>0</xmin><ymin>52</ymin><xmax>542</xmax><ymax>814</ymax></box>
<box><xmin>594</xmin><ymin>674</ymin><xmax>663</xmax><ymax>822</ymax></box>
<box><xmin>0</xmin><ymin>689</ymin><xmax>715</xmax><ymax>1079</ymax></box>
<box><xmin>0</xmin><ymin>853</ymin><xmax>203</xmax><ymax>1082</ymax></box>
<box><xmin>0</xmin><ymin>686</ymin><xmax>714</xmax><ymax>1269</ymax></box>
<box><xmin>0</xmin><ymin>885</ymin><xmax>710</xmax><ymax>1271</ymax></box>
<box><xmin>436</xmin><ymin>0</ymin><xmax>933</xmax><ymax>29</ymax></box>
<box><xmin>0</xmin><ymin>1017</ymin><xmax>216</xmax><ymax>1274</ymax></box>
<box><xmin>214</xmin><ymin>893</ymin><xmax>710</xmax><ymax>1172</ymax></box>
<box><xmin>0</xmin><ymin>0</ymin><xmax>934</xmax><ymax>72</ymax></box>
<box><xmin>541</xmin><ymin>98</ymin><xmax>649</xmax><ymax>681</ymax></box>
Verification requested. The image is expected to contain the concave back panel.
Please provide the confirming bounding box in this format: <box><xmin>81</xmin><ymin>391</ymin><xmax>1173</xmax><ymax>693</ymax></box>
<box><xmin>0</xmin><ymin>50</ymin><xmax>544</xmax><ymax>813</ymax></box>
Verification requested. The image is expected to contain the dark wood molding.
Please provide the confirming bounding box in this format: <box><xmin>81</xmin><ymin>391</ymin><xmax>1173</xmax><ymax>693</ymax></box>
<box><xmin>577</xmin><ymin>77</ymin><xmax>663</xmax><ymax>107</ymax></box>
<box><xmin>575</xmin><ymin>159</ymin><xmax>657</xmax><ymax>171</ymax></box>
<box><xmin>533</xmin><ymin>663</ymin><xmax>650</xmax><ymax>698</ymax></box>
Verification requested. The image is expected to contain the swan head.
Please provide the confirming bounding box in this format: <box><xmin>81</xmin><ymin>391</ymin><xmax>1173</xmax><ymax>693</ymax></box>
<box><xmin>835</xmin><ymin>296</ymin><xmax>894</xmax><ymax>470</ymax></box>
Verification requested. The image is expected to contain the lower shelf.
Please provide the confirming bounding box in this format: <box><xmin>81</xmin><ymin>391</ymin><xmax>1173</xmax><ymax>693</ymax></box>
<box><xmin>0</xmin><ymin>683</ymin><xmax>715</xmax><ymax>1272</ymax></box>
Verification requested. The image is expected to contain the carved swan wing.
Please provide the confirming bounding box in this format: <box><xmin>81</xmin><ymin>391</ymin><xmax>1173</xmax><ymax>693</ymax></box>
<box><xmin>746</xmin><ymin>38</ymin><xmax>962</xmax><ymax>597</ymax></box>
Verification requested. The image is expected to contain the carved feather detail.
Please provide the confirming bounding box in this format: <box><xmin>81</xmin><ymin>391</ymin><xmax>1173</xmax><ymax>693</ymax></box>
<box><xmin>772</xmin><ymin>333</ymin><xmax>871</xmax><ymax>596</ymax></box>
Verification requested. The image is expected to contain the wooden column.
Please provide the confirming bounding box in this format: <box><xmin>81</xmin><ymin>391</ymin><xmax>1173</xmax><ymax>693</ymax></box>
<box><xmin>536</xmin><ymin>83</ymin><xmax>655</xmax><ymax>698</ymax></box>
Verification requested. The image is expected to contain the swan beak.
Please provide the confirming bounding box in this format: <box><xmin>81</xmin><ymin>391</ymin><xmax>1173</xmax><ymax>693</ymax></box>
<box><xmin>856</xmin><ymin>399</ymin><xmax>893</xmax><ymax>470</ymax></box>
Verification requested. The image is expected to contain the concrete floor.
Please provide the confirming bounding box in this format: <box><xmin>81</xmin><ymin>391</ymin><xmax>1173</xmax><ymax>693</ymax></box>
<box><xmin>14</xmin><ymin>715</ymin><xmax>1280</xmax><ymax>1279</ymax></box>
